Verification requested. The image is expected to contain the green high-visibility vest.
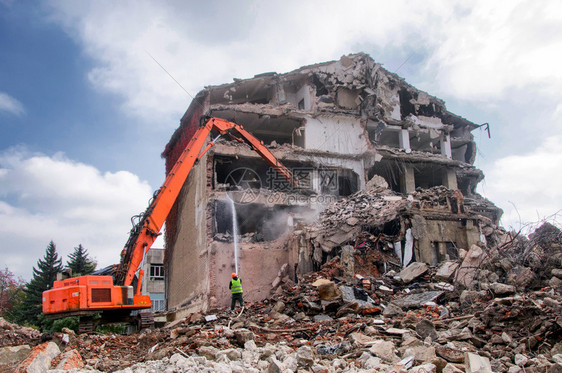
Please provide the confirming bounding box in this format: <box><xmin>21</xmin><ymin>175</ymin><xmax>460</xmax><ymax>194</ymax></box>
<box><xmin>231</xmin><ymin>278</ymin><xmax>243</xmax><ymax>294</ymax></box>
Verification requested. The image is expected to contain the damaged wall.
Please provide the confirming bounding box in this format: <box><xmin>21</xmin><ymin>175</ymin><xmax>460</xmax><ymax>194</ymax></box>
<box><xmin>412</xmin><ymin>216</ymin><xmax>481</xmax><ymax>266</ymax></box>
<box><xmin>304</xmin><ymin>115</ymin><xmax>369</xmax><ymax>155</ymax></box>
<box><xmin>165</xmin><ymin>152</ymin><xmax>210</xmax><ymax>313</ymax></box>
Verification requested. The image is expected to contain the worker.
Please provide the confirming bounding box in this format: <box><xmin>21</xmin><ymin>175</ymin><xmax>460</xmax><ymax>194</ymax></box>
<box><xmin>229</xmin><ymin>273</ymin><xmax>244</xmax><ymax>311</ymax></box>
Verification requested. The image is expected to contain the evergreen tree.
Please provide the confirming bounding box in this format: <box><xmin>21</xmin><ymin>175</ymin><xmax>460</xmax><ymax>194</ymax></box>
<box><xmin>66</xmin><ymin>244</ymin><xmax>96</xmax><ymax>276</ymax></box>
<box><xmin>18</xmin><ymin>241</ymin><xmax>63</xmax><ymax>326</ymax></box>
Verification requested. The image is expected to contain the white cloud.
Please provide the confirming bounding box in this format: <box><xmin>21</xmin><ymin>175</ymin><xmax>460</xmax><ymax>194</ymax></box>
<box><xmin>0</xmin><ymin>148</ymin><xmax>155</xmax><ymax>280</ymax></box>
<box><xmin>0</xmin><ymin>92</ymin><xmax>25</xmax><ymax>116</ymax></box>
<box><xmin>426</xmin><ymin>0</ymin><xmax>562</xmax><ymax>101</ymax></box>
<box><xmin>42</xmin><ymin>1</ymin><xmax>562</xmax><ymax>236</ymax></box>
<box><xmin>480</xmin><ymin>135</ymin><xmax>562</xmax><ymax>231</ymax></box>
<box><xmin>45</xmin><ymin>1</ymin><xmax>562</xmax><ymax>126</ymax></box>
<box><xmin>44</xmin><ymin>0</ymin><xmax>457</xmax><ymax>124</ymax></box>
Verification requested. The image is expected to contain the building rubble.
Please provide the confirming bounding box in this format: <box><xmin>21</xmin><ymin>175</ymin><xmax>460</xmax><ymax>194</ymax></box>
<box><xmin>289</xmin><ymin>178</ymin><xmax>498</xmax><ymax>279</ymax></box>
<box><xmin>2</xmin><ymin>220</ymin><xmax>561</xmax><ymax>372</ymax></box>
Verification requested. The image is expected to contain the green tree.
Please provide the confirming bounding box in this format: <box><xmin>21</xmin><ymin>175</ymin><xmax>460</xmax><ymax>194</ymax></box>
<box><xmin>66</xmin><ymin>244</ymin><xmax>96</xmax><ymax>276</ymax></box>
<box><xmin>17</xmin><ymin>241</ymin><xmax>63</xmax><ymax>326</ymax></box>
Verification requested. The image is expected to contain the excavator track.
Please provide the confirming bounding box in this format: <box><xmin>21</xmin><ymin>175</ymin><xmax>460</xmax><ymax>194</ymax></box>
<box><xmin>78</xmin><ymin>317</ymin><xmax>96</xmax><ymax>334</ymax></box>
<box><xmin>138</xmin><ymin>312</ymin><xmax>154</xmax><ymax>330</ymax></box>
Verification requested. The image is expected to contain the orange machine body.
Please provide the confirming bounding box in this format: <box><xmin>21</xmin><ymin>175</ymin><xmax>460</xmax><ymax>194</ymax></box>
<box><xmin>42</xmin><ymin>117</ymin><xmax>294</xmax><ymax>318</ymax></box>
<box><xmin>43</xmin><ymin>276</ymin><xmax>151</xmax><ymax>315</ymax></box>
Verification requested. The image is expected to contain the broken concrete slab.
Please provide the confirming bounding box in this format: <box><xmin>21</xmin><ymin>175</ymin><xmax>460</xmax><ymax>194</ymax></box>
<box><xmin>204</xmin><ymin>314</ymin><xmax>217</xmax><ymax>322</ymax></box>
<box><xmin>15</xmin><ymin>341</ymin><xmax>60</xmax><ymax>373</ymax></box>
<box><xmin>403</xmin><ymin>345</ymin><xmax>437</xmax><ymax>363</ymax></box>
<box><xmin>340</xmin><ymin>245</ymin><xmax>355</xmax><ymax>278</ymax></box>
<box><xmin>0</xmin><ymin>345</ymin><xmax>30</xmax><ymax>366</ymax></box>
<box><xmin>198</xmin><ymin>345</ymin><xmax>219</xmax><ymax>360</ymax></box>
<box><xmin>549</xmin><ymin>276</ymin><xmax>562</xmax><ymax>290</ymax></box>
<box><xmin>436</xmin><ymin>344</ymin><xmax>469</xmax><ymax>363</ymax></box>
<box><xmin>389</xmin><ymin>355</ymin><xmax>415</xmax><ymax>372</ymax></box>
<box><xmin>507</xmin><ymin>266</ymin><xmax>536</xmax><ymax>289</ymax></box>
<box><xmin>409</xmin><ymin>362</ymin><xmax>437</xmax><ymax>372</ymax></box>
<box><xmin>456</xmin><ymin>244</ymin><xmax>484</xmax><ymax>289</ymax></box>
<box><xmin>442</xmin><ymin>363</ymin><xmax>464</xmax><ymax>373</ymax></box>
<box><xmin>349</xmin><ymin>332</ymin><xmax>378</xmax><ymax>347</ymax></box>
<box><xmin>391</xmin><ymin>291</ymin><xmax>444</xmax><ymax>309</ymax></box>
<box><xmin>296</xmin><ymin>345</ymin><xmax>315</xmax><ymax>367</ymax></box>
<box><xmin>313</xmin><ymin>314</ymin><xmax>334</xmax><ymax>322</ymax></box>
<box><xmin>465</xmin><ymin>352</ymin><xmax>492</xmax><ymax>373</ymax></box>
<box><xmin>552</xmin><ymin>342</ymin><xmax>562</xmax><ymax>356</ymax></box>
<box><xmin>384</xmin><ymin>327</ymin><xmax>410</xmax><ymax>335</ymax></box>
<box><xmin>433</xmin><ymin>282</ymin><xmax>455</xmax><ymax>291</ymax></box>
<box><xmin>415</xmin><ymin>319</ymin><xmax>438</xmax><ymax>341</ymax></box>
<box><xmin>317</xmin><ymin>281</ymin><xmax>340</xmax><ymax>300</ymax></box>
<box><xmin>514</xmin><ymin>353</ymin><xmax>528</xmax><ymax>367</ymax></box>
<box><xmin>383</xmin><ymin>302</ymin><xmax>405</xmax><ymax>317</ymax></box>
<box><xmin>489</xmin><ymin>282</ymin><xmax>516</xmax><ymax>296</ymax></box>
<box><xmin>368</xmin><ymin>340</ymin><xmax>399</xmax><ymax>363</ymax></box>
<box><xmin>435</xmin><ymin>261</ymin><xmax>459</xmax><ymax>282</ymax></box>
<box><xmin>459</xmin><ymin>290</ymin><xmax>488</xmax><ymax>306</ymax></box>
<box><xmin>234</xmin><ymin>329</ymin><xmax>254</xmax><ymax>346</ymax></box>
<box><xmin>339</xmin><ymin>285</ymin><xmax>376</xmax><ymax>307</ymax></box>
<box><xmin>56</xmin><ymin>349</ymin><xmax>84</xmax><ymax>370</ymax></box>
<box><xmin>400</xmin><ymin>262</ymin><xmax>429</xmax><ymax>283</ymax></box>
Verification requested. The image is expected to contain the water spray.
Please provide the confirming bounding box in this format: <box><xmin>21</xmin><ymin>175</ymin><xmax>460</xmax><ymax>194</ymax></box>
<box><xmin>228</xmin><ymin>196</ymin><xmax>240</xmax><ymax>274</ymax></box>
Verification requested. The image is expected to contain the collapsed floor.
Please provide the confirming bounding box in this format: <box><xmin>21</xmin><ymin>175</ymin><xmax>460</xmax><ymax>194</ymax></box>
<box><xmin>2</xmin><ymin>221</ymin><xmax>561</xmax><ymax>372</ymax></box>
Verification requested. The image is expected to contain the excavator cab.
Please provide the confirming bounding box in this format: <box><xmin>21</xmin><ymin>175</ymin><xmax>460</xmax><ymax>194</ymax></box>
<box><xmin>42</xmin><ymin>276</ymin><xmax>151</xmax><ymax>314</ymax></box>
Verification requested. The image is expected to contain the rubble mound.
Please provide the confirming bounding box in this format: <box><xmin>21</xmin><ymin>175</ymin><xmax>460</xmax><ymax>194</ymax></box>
<box><xmin>0</xmin><ymin>317</ymin><xmax>41</xmax><ymax>347</ymax></box>
<box><xmin>482</xmin><ymin>222</ymin><xmax>562</xmax><ymax>290</ymax></box>
<box><xmin>306</xmin><ymin>187</ymin><xmax>409</xmax><ymax>259</ymax></box>
<box><xmin>3</xmin><ymin>242</ymin><xmax>562</xmax><ymax>373</ymax></box>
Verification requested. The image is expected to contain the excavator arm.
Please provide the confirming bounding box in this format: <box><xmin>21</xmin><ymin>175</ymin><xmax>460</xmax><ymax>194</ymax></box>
<box><xmin>43</xmin><ymin>117</ymin><xmax>295</xmax><ymax>319</ymax></box>
<box><xmin>115</xmin><ymin>117</ymin><xmax>295</xmax><ymax>292</ymax></box>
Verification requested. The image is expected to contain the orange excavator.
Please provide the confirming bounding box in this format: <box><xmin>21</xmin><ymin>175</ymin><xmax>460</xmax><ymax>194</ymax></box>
<box><xmin>42</xmin><ymin>117</ymin><xmax>295</xmax><ymax>332</ymax></box>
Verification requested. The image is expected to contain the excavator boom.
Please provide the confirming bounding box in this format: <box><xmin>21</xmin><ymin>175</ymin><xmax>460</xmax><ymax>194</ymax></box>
<box><xmin>42</xmin><ymin>117</ymin><xmax>294</xmax><ymax>320</ymax></box>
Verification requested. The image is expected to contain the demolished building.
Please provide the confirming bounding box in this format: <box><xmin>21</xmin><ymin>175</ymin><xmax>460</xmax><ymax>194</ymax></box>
<box><xmin>161</xmin><ymin>53</ymin><xmax>502</xmax><ymax>314</ymax></box>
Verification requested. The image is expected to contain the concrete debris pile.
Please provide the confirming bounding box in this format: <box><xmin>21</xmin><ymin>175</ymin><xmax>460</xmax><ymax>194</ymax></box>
<box><xmin>480</xmin><ymin>222</ymin><xmax>562</xmax><ymax>291</ymax></box>
<box><xmin>308</xmin><ymin>185</ymin><xmax>408</xmax><ymax>256</ymax></box>
<box><xmin>2</xmin><ymin>228</ymin><xmax>562</xmax><ymax>373</ymax></box>
<box><xmin>296</xmin><ymin>183</ymin><xmax>489</xmax><ymax>272</ymax></box>
<box><xmin>0</xmin><ymin>317</ymin><xmax>41</xmax><ymax>348</ymax></box>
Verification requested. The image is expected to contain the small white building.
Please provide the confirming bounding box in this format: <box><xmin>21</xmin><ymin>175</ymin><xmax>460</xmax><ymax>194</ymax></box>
<box><xmin>140</xmin><ymin>248</ymin><xmax>166</xmax><ymax>312</ymax></box>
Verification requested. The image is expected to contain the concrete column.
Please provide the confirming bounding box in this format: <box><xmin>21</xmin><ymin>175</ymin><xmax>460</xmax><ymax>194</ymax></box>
<box><xmin>442</xmin><ymin>169</ymin><xmax>458</xmax><ymax>190</ymax></box>
<box><xmin>400</xmin><ymin>164</ymin><xmax>416</xmax><ymax>194</ymax></box>
<box><xmin>398</xmin><ymin>129</ymin><xmax>411</xmax><ymax>153</ymax></box>
<box><xmin>441</xmin><ymin>134</ymin><xmax>452</xmax><ymax>159</ymax></box>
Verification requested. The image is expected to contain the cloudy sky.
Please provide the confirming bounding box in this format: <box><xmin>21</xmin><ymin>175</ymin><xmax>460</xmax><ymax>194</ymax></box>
<box><xmin>1</xmin><ymin>0</ymin><xmax>561</xmax><ymax>280</ymax></box>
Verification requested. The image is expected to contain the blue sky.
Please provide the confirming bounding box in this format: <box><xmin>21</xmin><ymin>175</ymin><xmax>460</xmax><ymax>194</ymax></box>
<box><xmin>1</xmin><ymin>0</ymin><xmax>561</xmax><ymax>280</ymax></box>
